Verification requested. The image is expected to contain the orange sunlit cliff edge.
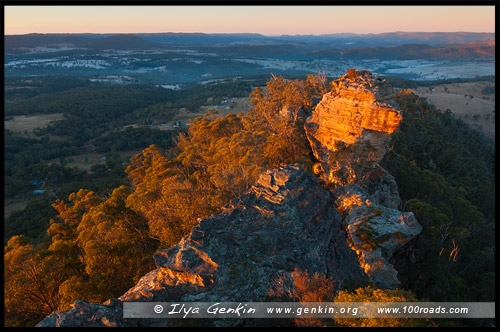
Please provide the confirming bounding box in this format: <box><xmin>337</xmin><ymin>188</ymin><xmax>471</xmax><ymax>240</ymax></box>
<box><xmin>306</xmin><ymin>69</ymin><xmax>403</xmax><ymax>187</ymax></box>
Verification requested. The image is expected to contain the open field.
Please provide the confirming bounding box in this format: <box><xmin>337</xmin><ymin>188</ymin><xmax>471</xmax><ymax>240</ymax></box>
<box><xmin>45</xmin><ymin>149</ymin><xmax>145</xmax><ymax>172</ymax></box>
<box><xmin>199</xmin><ymin>97</ymin><xmax>253</xmax><ymax>118</ymax></box>
<box><xmin>151</xmin><ymin>96</ymin><xmax>253</xmax><ymax>129</ymax></box>
<box><xmin>4</xmin><ymin>198</ymin><xmax>30</xmax><ymax>220</ymax></box>
<box><xmin>4</xmin><ymin>113</ymin><xmax>65</xmax><ymax>138</ymax></box>
<box><xmin>385</xmin><ymin>61</ymin><xmax>495</xmax><ymax>80</ymax></box>
<box><xmin>413</xmin><ymin>81</ymin><xmax>495</xmax><ymax>139</ymax></box>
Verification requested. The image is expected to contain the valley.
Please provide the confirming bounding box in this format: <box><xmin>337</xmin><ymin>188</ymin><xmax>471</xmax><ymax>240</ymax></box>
<box><xmin>5</xmin><ymin>32</ymin><xmax>495</xmax><ymax>84</ymax></box>
<box><xmin>5</xmin><ymin>47</ymin><xmax>495</xmax><ymax>84</ymax></box>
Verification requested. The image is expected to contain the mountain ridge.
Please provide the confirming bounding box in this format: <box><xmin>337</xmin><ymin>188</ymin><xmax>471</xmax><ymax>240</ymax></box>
<box><xmin>5</xmin><ymin>31</ymin><xmax>494</xmax><ymax>49</ymax></box>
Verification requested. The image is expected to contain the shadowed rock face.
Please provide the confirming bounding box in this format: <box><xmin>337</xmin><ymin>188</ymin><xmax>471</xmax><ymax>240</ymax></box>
<box><xmin>173</xmin><ymin>165</ymin><xmax>368</xmax><ymax>303</ymax></box>
<box><xmin>35</xmin><ymin>299</ymin><xmax>124</xmax><ymax>327</ymax></box>
<box><xmin>37</xmin><ymin>165</ymin><xmax>370</xmax><ymax>327</ymax></box>
<box><xmin>305</xmin><ymin>70</ymin><xmax>402</xmax><ymax>185</ymax></box>
<box><xmin>37</xmin><ymin>165</ymin><xmax>421</xmax><ymax>328</ymax></box>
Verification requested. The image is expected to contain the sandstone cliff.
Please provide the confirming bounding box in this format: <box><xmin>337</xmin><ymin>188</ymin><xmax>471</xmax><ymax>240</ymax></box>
<box><xmin>37</xmin><ymin>70</ymin><xmax>421</xmax><ymax>327</ymax></box>
<box><xmin>305</xmin><ymin>69</ymin><xmax>402</xmax><ymax>186</ymax></box>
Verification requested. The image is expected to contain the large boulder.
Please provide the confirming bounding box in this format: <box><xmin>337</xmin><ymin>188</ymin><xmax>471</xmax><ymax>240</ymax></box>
<box><xmin>305</xmin><ymin>70</ymin><xmax>402</xmax><ymax>186</ymax></box>
<box><xmin>334</xmin><ymin>184</ymin><xmax>422</xmax><ymax>289</ymax></box>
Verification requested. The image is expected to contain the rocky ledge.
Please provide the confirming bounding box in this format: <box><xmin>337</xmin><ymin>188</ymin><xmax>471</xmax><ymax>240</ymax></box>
<box><xmin>334</xmin><ymin>184</ymin><xmax>421</xmax><ymax>288</ymax></box>
<box><xmin>37</xmin><ymin>164</ymin><xmax>421</xmax><ymax>327</ymax></box>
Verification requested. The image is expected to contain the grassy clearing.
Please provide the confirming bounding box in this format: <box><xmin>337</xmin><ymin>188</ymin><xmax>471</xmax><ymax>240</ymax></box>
<box><xmin>4</xmin><ymin>199</ymin><xmax>30</xmax><ymax>219</ymax></box>
<box><xmin>189</xmin><ymin>96</ymin><xmax>253</xmax><ymax>121</ymax></box>
<box><xmin>4</xmin><ymin>113</ymin><xmax>65</xmax><ymax>138</ymax></box>
<box><xmin>45</xmin><ymin>149</ymin><xmax>145</xmax><ymax>172</ymax></box>
<box><xmin>413</xmin><ymin>81</ymin><xmax>495</xmax><ymax>139</ymax></box>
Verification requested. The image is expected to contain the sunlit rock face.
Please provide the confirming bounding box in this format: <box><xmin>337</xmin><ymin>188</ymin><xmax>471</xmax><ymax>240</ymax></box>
<box><xmin>334</xmin><ymin>184</ymin><xmax>422</xmax><ymax>289</ymax></box>
<box><xmin>305</xmin><ymin>70</ymin><xmax>403</xmax><ymax>186</ymax></box>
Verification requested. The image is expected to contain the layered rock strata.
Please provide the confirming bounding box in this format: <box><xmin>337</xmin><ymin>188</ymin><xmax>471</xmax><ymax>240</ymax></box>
<box><xmin>305</xmin><ymin>70</ymin><xmax>402</xmax><ymax>185</ymax></box>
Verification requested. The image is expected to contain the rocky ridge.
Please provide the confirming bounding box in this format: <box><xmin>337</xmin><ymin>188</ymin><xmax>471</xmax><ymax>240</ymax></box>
<box><xmin>37</xmin><ymin>165</ymin><xmax>420</xmax><ymax>327</ymax></box>
<box><xmin>38</xmin><ymin>165</ymin><xmax>368</xmax><ymax>327</ymax></box>
<box><xmin>37</xmin><ymin>70</ymin><xmax>421</xmax><ymax>327</ymax></box>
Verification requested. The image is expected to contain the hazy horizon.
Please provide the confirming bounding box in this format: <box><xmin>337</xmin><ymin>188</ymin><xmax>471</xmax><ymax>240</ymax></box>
<box><xmin>4</xmin><ymin>30</ymin><xmax>496</xmax><ymax>37</ymax></box>
<box><xmin>4</xmin><ymin>6</ymin><xmax>495</xmax><ymax>35</ymax></box>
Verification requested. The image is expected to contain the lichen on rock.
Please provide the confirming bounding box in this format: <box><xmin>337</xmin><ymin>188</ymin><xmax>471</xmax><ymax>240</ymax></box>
<box><xmin>334</xmin><ymin>184</ymin><xmax>421</xmax><ymax>288</ymax></box>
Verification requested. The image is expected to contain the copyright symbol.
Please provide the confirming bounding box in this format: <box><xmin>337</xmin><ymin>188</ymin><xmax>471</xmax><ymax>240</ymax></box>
<box><xmin>154</xmin><ymin>305</ymin><xmax>163</xmax><ymax>314</ymax></box>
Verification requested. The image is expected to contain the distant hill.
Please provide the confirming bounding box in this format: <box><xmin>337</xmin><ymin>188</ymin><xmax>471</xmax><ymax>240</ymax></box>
<box><xmin>313</xmin><ymin>41</ymin><xmax>495</xmax><ymax>60</ymax></box>
<box><xmin>5</xmin><ymin>31</ymin><xmax>495</xmax><ymax>48</ymax></box>
<box><xmin>4</xmin><ymin>33</ymin><xmax>160</xmax><ymax>51</ymax></box>
<box><xmin>85</xmin><ymin>34</ymin><xmax>160</xmax><ymax>49</ymax></box>
<box><xmin>273</xmin><ymin>31</ymin><xmax>495</xmax><ymax>47</ymax></box>
<box><xmin>374</xmin><ymin>31</ymin><xmax>495</xmax><ymax>44</ymax></box>
<box><xmin>136</xmin><ymin>32</ymin><xmax>269</xmax><ymax>45</ymax></box>
<box><xmin>422</xmin><ymin>41</ymin><xmax>495</xmax><ymax>60</ymax></box>
<box><xmin>4</xmin><ymin>32</ymin><xmax>495</xmax><ymax>60</ymax></box>
<box><xmin>4</xmin><ymin>33</ymin><xmax>95</xmax><ymax>50</ymax></box>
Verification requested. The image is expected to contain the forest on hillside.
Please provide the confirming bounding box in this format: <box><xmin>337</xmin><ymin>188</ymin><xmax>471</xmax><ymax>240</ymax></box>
<box><xmin>4</xmin><ymin>73</ymin><xmax>495</xmax><ymax>327</ymax></box>
<box><xmin>4</xmin><ymin>76</ymin><xmax>273</xmax><ymax>243</ymax></box>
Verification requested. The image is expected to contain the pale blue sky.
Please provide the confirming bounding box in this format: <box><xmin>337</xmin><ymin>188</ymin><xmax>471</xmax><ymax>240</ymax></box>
<box><xmin>4</xmin><ymin>5</ymin><xmax>495</xmax><ymax>35</ymax></box>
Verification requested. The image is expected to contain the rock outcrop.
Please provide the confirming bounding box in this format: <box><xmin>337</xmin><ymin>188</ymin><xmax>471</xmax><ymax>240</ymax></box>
<box><xmin>305</xmin><ymin>69</ymin><xmax>402</xmax><ymax>186</ymax></box>
<box><xmin>37</xmin><ymin>70</ymin><xmax>421</xmax><ymax>327</ymax></box>
<box><xmin>36</xmin><ymin>299</ymin><xmax>124</xmax><ymax>327</ymax></box>
<box><xmin>334</xmin><ymin>185</ymin><xmax>421</xmax><ymax>288</ymax></box>
<box><xmin>280</xmin><ymin>105</ymin><xmax>306</xmax><ymax>123</ymax></box>
<box><xmin>38</xmin><ymin>165</ymin><xmax>370</xmax><ymax>327</ymax></box>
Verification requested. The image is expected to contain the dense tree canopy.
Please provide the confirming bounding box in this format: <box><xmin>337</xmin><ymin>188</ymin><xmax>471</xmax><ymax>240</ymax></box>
<box><xmin>381</xmin><ymin>89</ymin><xmax>495</xmax><ymax>304</ymax></box>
